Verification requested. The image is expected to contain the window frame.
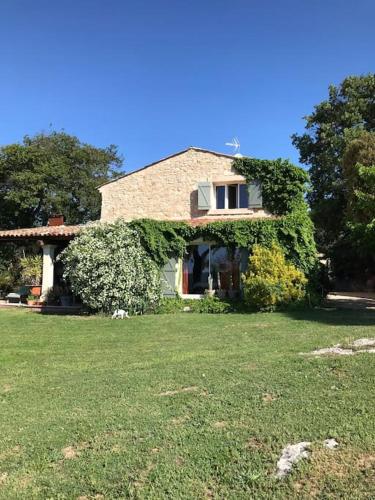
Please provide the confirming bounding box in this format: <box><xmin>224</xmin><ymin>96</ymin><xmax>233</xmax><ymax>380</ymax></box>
<box><xmin>214</xmin><ymin>182</ymin><xmax>247</xmax><ymax>210</ymax></box>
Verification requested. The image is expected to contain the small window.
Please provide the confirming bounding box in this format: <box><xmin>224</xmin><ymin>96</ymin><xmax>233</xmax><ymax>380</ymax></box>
<box><xmin>216</xmin><ymin>186</ymin><xmax>225</xmax><ymax>209</ymax></box>
<box><xmin>239</xmin><ymin>184</ymin><xmax>248</xmax><ymax>208</ymax></box>
<box><xmin>214</xmin><ymin>183</ymin><xmax>248</xmax><ymax>210</ymax></box>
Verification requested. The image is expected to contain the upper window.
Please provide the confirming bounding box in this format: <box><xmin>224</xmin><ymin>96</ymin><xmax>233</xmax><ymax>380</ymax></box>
<box><xmin>215</xmin><ymin>184</ymin><xmax>248</xmax><ymax>209</ymax></box>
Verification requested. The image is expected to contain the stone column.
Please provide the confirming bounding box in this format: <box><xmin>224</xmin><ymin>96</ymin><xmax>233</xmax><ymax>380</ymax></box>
<box><xmin>41</xmin><ymin>244</ymin><xmax>57</xmax><ymax>300</ymax></box>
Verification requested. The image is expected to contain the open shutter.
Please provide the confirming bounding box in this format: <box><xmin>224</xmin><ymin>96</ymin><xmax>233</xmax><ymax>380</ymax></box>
<box><xmin>248</xmin><ymin>181</ymin><xmax>262</xmax><ymax>208</ymax></box>
<box><xmin>197</xmin><ymin>181</ymin><xmax>211</xmax><ymax>210</ymax></box>
<box><xmin>161</xmin><ymin>258</ymin><xmax>177</xmax><ymax>297</ymax></box>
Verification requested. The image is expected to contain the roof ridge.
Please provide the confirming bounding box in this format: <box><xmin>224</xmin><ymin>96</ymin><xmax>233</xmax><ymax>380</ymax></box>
<box><xmin>98</xmin><ymin>147</ymin><xmax>236</xmax><ymax>189</ymax></box>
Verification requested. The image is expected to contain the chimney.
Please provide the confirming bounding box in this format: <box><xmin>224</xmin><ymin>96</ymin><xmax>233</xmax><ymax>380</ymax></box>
<box><xmin>48</xmin><ymin>214</ymin><xmax>65</xmax><ymax>226</ymax></box>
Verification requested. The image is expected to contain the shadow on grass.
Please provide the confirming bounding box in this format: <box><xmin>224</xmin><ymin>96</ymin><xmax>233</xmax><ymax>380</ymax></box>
<box><xmin>284</xmin><ymin>307</ymin><xmax>375</xmax><ymax>327</ymax></box>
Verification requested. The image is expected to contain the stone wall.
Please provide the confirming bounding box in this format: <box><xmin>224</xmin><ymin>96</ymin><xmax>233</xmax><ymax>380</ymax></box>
<box><xmin>99</xmin><ymin>148</ymin><xmax>270</xmax><ymax>222</ymax></box>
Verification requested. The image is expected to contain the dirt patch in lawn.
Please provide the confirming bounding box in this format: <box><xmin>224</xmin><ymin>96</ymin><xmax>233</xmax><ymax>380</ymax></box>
<box><xmin>159</xmin><ymin>386</ymin><xmax>198</xmax><ymax>396</ymax></box>
<box><xmin>293</xmin><ymin>448</ymin><xmax>375</xmax><ymax>496</ymax></box>
<box><xmin>2</xmin><ymin>384</ymin><xmax>12</xmax><ymax>393</ymax></box>
<box><xmin>62</xmin><ymin>442</ymin><xmax>89</xmax><ymax>460</ymax></box>
<box><xmin>0</xmin><ymin>445</ymin><xmax>22</xmax><ymax>461</ymax></box>
<box><xmin>262</xmin><ymin>393</ymin><xmax>278</xmax><ymax>403</ymax></box>
<box><xmin>0</xmin><ymin>472</ymin><xmax>8</xmax><ymax>485</ymax></box>
<box><xmin>212</xmin><ymin>421</ymin><xmax>227</xmax><ymax>429</ymax></box>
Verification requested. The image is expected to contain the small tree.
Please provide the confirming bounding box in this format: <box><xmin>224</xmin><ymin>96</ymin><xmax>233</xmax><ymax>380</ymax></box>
<box><xmin>59</xmin><ymin>221</ymin><xmax>162</xmax><ymax>313</ymax></box>
<box><xmin>19</xmin><ymin>255</ymin><xmax>42</xmax><ymax>285</ymax></box>
<box><xmin>242</xmin><ymin>243</ymin><xmax>307</xmax><ymax>311</ymax></box>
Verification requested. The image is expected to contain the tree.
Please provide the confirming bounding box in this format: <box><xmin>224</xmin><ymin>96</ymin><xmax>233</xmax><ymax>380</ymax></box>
<box><xmin>329</xmin><ymin>131</ymin><xmax>375</xmax><ymax>285</ymax></box>
<box><xmin>292</xmin><ymin>74</ymin><xmax>375</xmax><ymax>250</ymax></box>
<box><xmin>0</xmin><ymin>131</ymin><xmax>123</xmax><ymax>229</ymax></box>
<box><xmin>342</xmin><ymin>131</ymin><xmax>375</xmax><ymax>223</ymax></box>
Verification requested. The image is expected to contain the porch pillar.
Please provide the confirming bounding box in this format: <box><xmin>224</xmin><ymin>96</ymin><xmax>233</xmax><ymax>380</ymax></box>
<box><xmin>41</xmin><ymin>244</ymin><xmax>57</xmax><ymax>300</ymax></box>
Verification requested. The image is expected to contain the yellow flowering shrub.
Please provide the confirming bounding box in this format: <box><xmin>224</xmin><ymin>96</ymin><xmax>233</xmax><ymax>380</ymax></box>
<box><xmin>242</xmin><ymin>243</ymin><xmax>307</xmax><ymax>311</ymax></box>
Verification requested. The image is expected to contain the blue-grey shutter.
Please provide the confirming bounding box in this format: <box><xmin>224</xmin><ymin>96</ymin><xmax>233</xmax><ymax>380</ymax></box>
<box><xmin>197</xmin><ymin>181</ymin><xmax>211</xmax><ymax>210</ymax></box>
<box><xmin>161</xmin><ymin>258</ymin><xmax>177</xmax><ymax>297</ymax></box>
<box><xmin>248</xmin><ymin>181</ymin><xmax>262</xmax><ymax>208</ymax></box>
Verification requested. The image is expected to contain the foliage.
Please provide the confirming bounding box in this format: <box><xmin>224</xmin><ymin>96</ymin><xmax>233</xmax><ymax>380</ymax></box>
<box><xmin>234</xmin><ymin>157</ymin><xmax>309</xmax><ymax>214</ymax></box>
<box><xmin>330</xmin><ymin>131</ymin><xmax>375</xmax><ymax>284</ymax></box>
<box><xmin>292</xmin><ymin>74</ymin><xmax>375</xmax><ymax>250</ymax></box>
<box><xmin>19</xmin><ymin>254</ymin><xmax>42</xmax><ymax>285</ymax></box>
<box><xmin>0</xmin><ymin>131</ymin><xmax>123</xmax><ymax>229</ymax></box>
<box><xmin>342</xmin><ymin>131</ymin><xmax>375</xmax><ymax>224</ymax></box>
<box><xmin>129</xmin><ymin>219</ymin><xmax>187</xmax><ymax>267</ymax></box>
<box><xmin>242</xmin><ymin>243</ymin><xmax>307</xmax><ymax>311</ymax></box>
<box><xmin>59</xmin><ymin>220</ymin><xmax>162</xmax><ymax>313</ymax></box>
<box><xmin>155</xmin><ymin>295</ymin><xmax>235</xmax><ymax>314</ymax></box>
<box><xmin>0</xmin><ymin>269</ymin><xmax>14</xmax><ymax>293</ymax></box>
<box><xmin>131</xmin><ymin>211</ymin><xmax>317</xmax><ymax>276</ymax></box>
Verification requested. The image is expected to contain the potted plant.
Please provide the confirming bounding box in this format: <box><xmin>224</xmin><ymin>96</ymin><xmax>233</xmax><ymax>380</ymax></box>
<box><xmin>27</xmin><ymin>294</ymin><xmax>39</xmax><ymax>306</ymax></box>
<box><xmin>20</xmin><ymin>255</ymin><xmax>42</xmax><ymax>296</ymax></box>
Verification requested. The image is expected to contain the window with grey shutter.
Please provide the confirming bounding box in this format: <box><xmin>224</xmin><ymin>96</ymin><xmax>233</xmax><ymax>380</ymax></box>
<box><xmin>197</xmin><ymin>181</ymin><xmax>212</xmax><ymax>210</ymax></box>
<box><xmin>161</xmin><ymin>258</ymin><xmax>177</xmax><ymax>297</ymax></box>
<box><xmin>248</xmin><ymin>181</ymin><xmax>262</xmax><ymax>208</ymax></box>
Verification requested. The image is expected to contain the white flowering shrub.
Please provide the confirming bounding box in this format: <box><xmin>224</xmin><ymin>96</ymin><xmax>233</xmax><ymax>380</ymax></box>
<box><xmin>59</xmin><ymin>221</ymin><xmax>162</xmax><ymax>313</ymax></box>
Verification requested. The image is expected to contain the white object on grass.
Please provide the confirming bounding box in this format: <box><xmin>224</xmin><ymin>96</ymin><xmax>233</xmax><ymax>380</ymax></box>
<box><xmin>111</xmin><ymin>309</ymin><xmax>129</xmax><ymax>319</ymax></box>
<box><xmin>324</xmin><ymin>438</ymin><xmax>339</xmax><ymax>449</ymax></box>
<box><xmin>276</xmin><ymin>442</ymin><xmax>311</xmax><ymax>478</ymax></box>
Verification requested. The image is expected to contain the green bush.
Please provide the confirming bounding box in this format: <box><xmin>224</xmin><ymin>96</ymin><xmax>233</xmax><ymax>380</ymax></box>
<box><xmin>155</xmin><ymin>295</ymin><xmax>235</xmax><ymax>314</ymax></box>
<box><xmin>242</xmin><ymin>243</ymin><xmax>307</xmax><ymax>311</ymax></box>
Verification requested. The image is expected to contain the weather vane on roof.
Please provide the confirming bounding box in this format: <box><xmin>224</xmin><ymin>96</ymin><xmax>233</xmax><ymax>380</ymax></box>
<box><xmin>225</xmin><ymin>137</ymin><xmax>242</xmax><ymax>157</ymax></box>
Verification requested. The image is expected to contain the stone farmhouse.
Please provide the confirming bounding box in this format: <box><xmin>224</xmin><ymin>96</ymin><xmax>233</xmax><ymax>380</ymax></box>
<box><xmin>0</xmin><ymin>147</ymin><xmax>272</xmax><ymax>299</ymax></box>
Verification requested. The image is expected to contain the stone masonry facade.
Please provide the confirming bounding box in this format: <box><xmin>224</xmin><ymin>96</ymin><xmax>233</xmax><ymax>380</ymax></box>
<box><xmin>99</xmin><ymin>148</ymin><xmax>271</xmax><ymax>222</ymax></box>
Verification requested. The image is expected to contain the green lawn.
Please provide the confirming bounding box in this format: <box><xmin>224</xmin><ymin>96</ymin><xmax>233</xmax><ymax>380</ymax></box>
<box><xmin>1</xmin><ymin>308</ymin><xmax>375</xmax><ymax>499</ymax></box>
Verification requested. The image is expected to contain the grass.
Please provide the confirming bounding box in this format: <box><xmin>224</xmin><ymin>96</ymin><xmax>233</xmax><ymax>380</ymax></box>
<box><xmin>0</xmin><ymin>308</ymin><xmax>375</xmax><ymax>498</ymax></box>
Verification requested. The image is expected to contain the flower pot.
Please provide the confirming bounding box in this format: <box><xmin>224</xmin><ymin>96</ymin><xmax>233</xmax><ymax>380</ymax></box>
<box><xmin>30</xmin><ymin>285</ymin><xmax>42</xmax><ymax>296</ymax></box>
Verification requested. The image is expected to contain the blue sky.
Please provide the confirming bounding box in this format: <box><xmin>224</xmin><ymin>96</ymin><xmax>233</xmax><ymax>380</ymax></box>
<box><xmin>0</xmin><ymin>0</ymin><xmax>374</xmax><ymax>173</ymax></box>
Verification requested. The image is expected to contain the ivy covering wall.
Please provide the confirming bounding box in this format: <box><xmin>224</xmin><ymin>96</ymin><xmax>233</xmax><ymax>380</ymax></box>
<box><xmin>129</xmin><ymin>157</ymin><xmax>317</xmax><ymax>276</ymax></box>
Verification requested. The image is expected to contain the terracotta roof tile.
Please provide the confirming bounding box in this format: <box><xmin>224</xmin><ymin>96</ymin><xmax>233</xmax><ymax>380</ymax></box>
<box><xmin>0</xmin><ymin>225</ymin><xmax>82</xmax><ymax>240</ymax></box>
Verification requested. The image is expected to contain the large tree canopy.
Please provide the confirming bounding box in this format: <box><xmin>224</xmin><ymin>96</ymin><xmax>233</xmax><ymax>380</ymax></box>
<box><xmin>292</xmin><ymin>74</ymin><xmax>375</xmax><ymax>250</ymax></box>
<box><xmin>0</xmin><ymin>131</ymin><xmax>123</xmax><ymax>229</ymax></box>
<box><xmin>342</xmin><ymin>131</ymin><xmax>375</xmax><ymax>224</ymax></box>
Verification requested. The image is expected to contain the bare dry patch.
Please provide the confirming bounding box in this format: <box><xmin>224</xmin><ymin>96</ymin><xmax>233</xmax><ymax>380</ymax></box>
<box><xmin>246</xmin><ymin>437</ymin><xmax>266</xmax><ymax>450</ymax></box>
<box><xmin>150</xmin><ymin>447</ymin><xmax>160</xmax><ymax>454</ymax></box>
<box><xmin>240</xmin><ymin>362</ymin><xmax>257</xmax><ymax>371</ymax></box>
<box><xmin>175</xmin><ymin>456</ymin><xmax>184</xmax><ymax>467</ymax></box>
<box><xmin>0</xmin><ymin>472</ymin><xmax>8</xmax><ymax>485</ymax></box>
<box><xmin>2</xmin><ymin>384</ymin><xmax>12</xmax><ymax>393</ymax></box>
<box><xmin>170</xmin><ymin>415</ymin><xmax>190</xmax><ymax>426</ymax></box>
<box><xmin>78</xmin><ymin>495</ymin><xmax>104</xmax><ymax>500</ymax></box>
<box><xmin>357</xmin><ymin>453</ymin><xmax>375</xmax><ymax>470</ymax></box>
<box><xmin>18</xmin><ymin>475</ymin><xmax>33</xmax><ymax>490</ymax></box>
<box><xmin>159</xmin><ymin>386</ymin><xmax>198</xmax><ymax>396</ymax></box>
<box><xmin>133</xmin><ymin>463</ymin><xmax>155</xmax><ymax>489</ymax></box>
<box><xmin>293</xmin><ymin>448</ymin><xmax>375</xmax><ymax>496</ymax></box>
<box><xmin>204</xmin><ymin>486</ymin><xmax>214</xmax><ymax>498</ymax></box>
<box><xmin>212</xmin><ymin>421</ymin><xmax>227</xmax><ymax>429</ymax></box>
<box><xmin>262</xmin><ymin>393</ymin><xmax>278</xmax><ymax>403</ymax></box>
<box><xmin>62</xmin><ymin>446</ymin><xmax>77</xmax><ymax>460</ymax></box>
<box><xmin>0</xmin><ymin>445</ymin><xmax>22</xmax><ymax>461</ymax></box>
<box><xmin>62</xmin><ymin>442</ymin><xmax>89</xmax><ymax>460</ymax></box>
